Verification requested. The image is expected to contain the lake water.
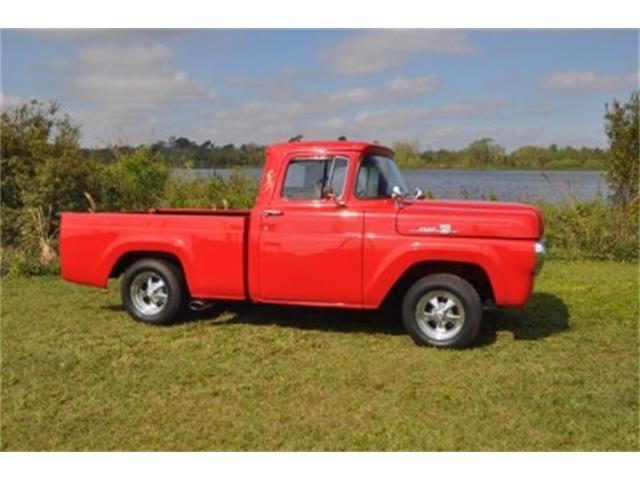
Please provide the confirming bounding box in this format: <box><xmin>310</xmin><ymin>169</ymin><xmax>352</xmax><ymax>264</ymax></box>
<box><xmin>175</xmin><ymin>168</ymin><xmax>608</xmax><ymax>202</ymax></box>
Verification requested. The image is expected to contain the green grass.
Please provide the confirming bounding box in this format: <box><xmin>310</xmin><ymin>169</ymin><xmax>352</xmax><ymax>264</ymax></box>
<box><xmin>1</xmin><ymin>260</ymin><xmax>638</xmax><ymax>451</ymax></box>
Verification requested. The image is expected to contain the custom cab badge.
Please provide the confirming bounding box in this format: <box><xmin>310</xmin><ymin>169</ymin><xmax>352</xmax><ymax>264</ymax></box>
<box><xmin>261</xmin><ymin>169</ymin><xmax>276</xmax><ymax>194</ymax></box>
<box><xmin>415</xmin><ymin>224</ymin><xmax>456</xmax><ymax>235</ymax></box>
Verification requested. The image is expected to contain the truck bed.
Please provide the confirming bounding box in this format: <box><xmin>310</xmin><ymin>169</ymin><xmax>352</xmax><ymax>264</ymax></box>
<box><xmin>60</xmin><ymin>210</ymin><xmax>250</xmax><ymax>300</ymax></box>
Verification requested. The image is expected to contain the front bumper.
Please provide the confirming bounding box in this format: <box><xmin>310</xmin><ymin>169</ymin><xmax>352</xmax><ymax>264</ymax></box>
<box><xmin>534</xmin><ymin>239</ymin><xmax>546</xmax><ymax>275</ymax></box>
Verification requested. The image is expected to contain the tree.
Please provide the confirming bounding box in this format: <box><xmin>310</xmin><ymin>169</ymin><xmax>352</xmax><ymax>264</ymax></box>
<box><xmin>97</xmin><ymin>147</ymin><xmax>169</xmax><ymax>211</ymax></box>
<box><xmin>510</xmin><ymin>145</ymin><xmax>553</xmax><ymax>168</ymax></box>
<box><xmin>172</xmin><ymin>136</ymin><xmax>196</xmax><ymax>149</ymax></box>
<box><xmin>463</xmin><ymin>138</ymin><xmax>506</xmax><ymax>167</ymax></box>
<box><xmin>1</xmin><ymin>100</ymin><xmax>94</xmax><ymax>246</ymax></box>
<box><xmin>392</xmin><ymin>141</ymin><xmax>422</xmax><ymax>168</ymax></box>
<box><xmin>604</xmin><ymin>91</ymin><xmax>639</xmax><ymax>208</ymax></box>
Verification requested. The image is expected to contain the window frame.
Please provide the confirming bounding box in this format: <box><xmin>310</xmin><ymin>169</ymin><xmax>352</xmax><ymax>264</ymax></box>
<box><xmin>280</xmin><ymin>156</ymin><xmax>350</xmax><ymax>202</ymax></box>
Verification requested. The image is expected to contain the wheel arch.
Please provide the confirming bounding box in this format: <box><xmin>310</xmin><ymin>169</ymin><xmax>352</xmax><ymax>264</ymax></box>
<box><xmin>109</xmin><ymin>250</ymin><xmax>185</xmax><ymax>279</ymax></box>
<box><xmin>378</xmin><ymin>260</ymin><xmax>496</xmax><ymax>307</ymax></box>
<box><xmin>97</xmin><ymin>234</ymin><xmax>196</xmax><ymax>286</ymax></box>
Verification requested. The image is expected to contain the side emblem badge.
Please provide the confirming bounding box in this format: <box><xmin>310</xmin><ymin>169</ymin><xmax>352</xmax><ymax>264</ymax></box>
<box><xmin>415</xmin><ymin>224</ymin><xmax>455</xmax><ymax>235</ymax></box>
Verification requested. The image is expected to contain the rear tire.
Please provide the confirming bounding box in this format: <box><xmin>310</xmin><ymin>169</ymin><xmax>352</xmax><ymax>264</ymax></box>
<box><xmin>402</xmin><ymin>273</ymin><xmax>482</xmax><ymax>348</ymax></box>
<box><xmin>121</xmin><ymin>258</ymin><xmax>186</xmax><ymax>325</ymax></box>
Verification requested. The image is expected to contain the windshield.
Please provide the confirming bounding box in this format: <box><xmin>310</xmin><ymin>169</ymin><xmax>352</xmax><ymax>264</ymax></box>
<box><xmin>355</xmin><ymin>155</ymin><xmax>409</xmax><ymax>199</ymax></box>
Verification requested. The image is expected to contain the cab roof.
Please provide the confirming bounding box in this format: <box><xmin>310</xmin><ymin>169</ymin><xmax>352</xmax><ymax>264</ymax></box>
<box><xmin>267</xmin><ymin>140</ymin><xmax>394</xmax><ymax>157</ymax></box>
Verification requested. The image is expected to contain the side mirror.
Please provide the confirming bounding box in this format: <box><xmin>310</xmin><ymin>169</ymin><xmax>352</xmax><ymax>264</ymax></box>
<box><xmin>390</xmin><ymin>185</ymin><xmax>405</xmax><ymax>207</ymax></box>
<box><xmin>412</xmin><ymin>187</ymin><xmax>426</xmax><ymax>200</ymax></box>
<box><xmin>390</xmin><ymin>185</ymin><xmax>404</xmax><ymax>199</ymax></box>
<box><xmin>324</xmin><ymin>187</ymin><xmax>346</xmax><ymax>208</ymax></box>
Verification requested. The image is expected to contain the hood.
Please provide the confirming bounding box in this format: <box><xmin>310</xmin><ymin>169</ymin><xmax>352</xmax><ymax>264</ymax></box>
<box><xmin>396</xmin><ymin>199</ymin><xmax>544</xmax><ymax>240</ymax></box>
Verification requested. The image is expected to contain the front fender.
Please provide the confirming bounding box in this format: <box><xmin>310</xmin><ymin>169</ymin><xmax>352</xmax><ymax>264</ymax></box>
<box><xmin>363</xmin><ymin>237</ymin><xmax>534</xmax><ymax>308</ymax></box>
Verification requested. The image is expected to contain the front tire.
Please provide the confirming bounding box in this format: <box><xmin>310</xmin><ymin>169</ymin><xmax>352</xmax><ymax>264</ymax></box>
<box><xmin>121</xmin><ymin>258</ymin><xmax>185</xmax><ymax>325</ymax></box>
<box><xmin>402</xmin><ymin>274</ymin><xmax>482</xmax><ymax>348</ymax></box>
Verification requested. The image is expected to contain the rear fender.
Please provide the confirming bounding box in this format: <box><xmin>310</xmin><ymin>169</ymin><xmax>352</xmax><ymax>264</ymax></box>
<box><xmin>100</xmin><ymin>236</ymin><xmax>196</xmax><ymax>290</ymax></box>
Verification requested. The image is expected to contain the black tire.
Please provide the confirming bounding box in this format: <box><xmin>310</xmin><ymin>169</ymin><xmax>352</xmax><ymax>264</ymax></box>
<box><xmin>121</xmin><ymin>258</ymin><xmax>186</xmax><ymax>325</ymax></box>
<box><xmin>401</xmin><ymin>273</ymin><xmax>482</xmax><ymax>348</ymax></box>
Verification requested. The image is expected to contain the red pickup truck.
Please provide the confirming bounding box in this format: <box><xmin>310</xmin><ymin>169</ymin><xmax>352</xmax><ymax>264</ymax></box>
<box><xmin>60</xmin><ymin>140</ymin><xmax>545</xmax><ymax>348</ymax></box>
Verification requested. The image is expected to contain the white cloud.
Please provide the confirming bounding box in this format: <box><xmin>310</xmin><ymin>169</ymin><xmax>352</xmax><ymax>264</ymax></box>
<box><xmin>540</xmin><ymin>71</ymin><xmax>639</xmax><ymax>91</ymax></box>
<box><xmin>68</xmin><ymin>44</ymin><xmax>215</xmax><ymax>103</ymax></box>
<box><xmin>386</xmin><ymin>75</ymin><xmax>440</xmax><ymax>96</ymax></box>
<box><xmin>315</xmin><ymin>117</ymin><xmax>346</xmax><ymax>129</ymax></box>
<box><xmin>202</xmin><ymin>93</ymin><xmax>510</xmax><ymax>147</ymax></box>
<box><xmin>424</xmin><ymin>126</ymin><xmax>458</xmax><ymax>142</ymax></box>
<box><xmin>433</xmin><ymin>99</ymin><xmax>506</xmax><ymax>117</ymax></box>
<box><xmin>327</xmin><ymin>88</ymin><xmax>374</xmax><ymax>104</ymax></box>
<box><xmin>324</xmin><ymin>76</ymin><xmax>440</xmax><ymax>104</ymax></box>
<box><xmin>47</xmin><ymin>43</ymin><xmax>217</xmax><ymax>146</ymax></box>
<box><xmin>198</xmin><ymin>97</ymin><xmax>593</xmax><ymax>151</ymax></box>
<box><xmin>325</xmin><ymin>30</ymin><xmax>472</xmax><ymax>75</ymax></box>
<box><xmin>354</xmin><ymin>108</ymin><xmax>427</xmax><ymax>127</ymax></box>
<box><xmin>32</xmin><ymin>29</ymin><xmax>187</xmax><ymax>43</ymax></box>
<box><xmin>204</xmin><ymin>73</ymin><xmax>444</xmax><ymax>145</ymax></box>
<box><xmin>529</xmin><ymin>104</ymin><xmax>556</xmax><ymax>115</ymax></box>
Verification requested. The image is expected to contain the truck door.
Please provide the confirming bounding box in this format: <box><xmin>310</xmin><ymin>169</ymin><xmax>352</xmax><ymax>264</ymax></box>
<box><xmin>257</xmin><ymin>155</ymin><xmax>363</xmax><ymax>307</ymax></box>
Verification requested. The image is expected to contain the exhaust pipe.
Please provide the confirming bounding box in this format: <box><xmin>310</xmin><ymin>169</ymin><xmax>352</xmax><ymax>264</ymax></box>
<box><xmin>188</xmin><ymin>299</ymin><xmax>215</xmax><ymax>311</ymax></box>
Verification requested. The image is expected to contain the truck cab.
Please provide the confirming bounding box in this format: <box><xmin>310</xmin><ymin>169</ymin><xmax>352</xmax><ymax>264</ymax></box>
<box><xmin>249</xmin><ymin>141</ymin><xmax>397</xmax><ymax>307</ymax></box>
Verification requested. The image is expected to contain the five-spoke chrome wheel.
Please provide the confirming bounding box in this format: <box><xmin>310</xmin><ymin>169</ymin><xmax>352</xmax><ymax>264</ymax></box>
<box><xmin>122</xmin><ymin>259</ymin><xmax>187</xmax><ymax>325</ymax></box>
<box><xmin>415</xmin><ymin>290</ymin><xmax>466</xmax><ymax>341</ymax></box>
<box><xmin>402</xmin><ymin>274</ymin><xmax>482</xmax><ymax>348</ymax></box>
<box><xmin>130</xmin><ymin>271</ymin><xmax>169</xmax><ymax>315</ymax></box>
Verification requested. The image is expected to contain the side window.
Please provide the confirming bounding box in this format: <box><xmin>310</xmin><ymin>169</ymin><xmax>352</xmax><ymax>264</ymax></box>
<box><xmin>356</xmin><ymin>157</ymin><xmax>386</xmax><ymax>198</ymax></box>
<box><xmin>282</xmin><ymin>157</ymin><xmax>348</xmax><ymax>200</ymax></box>
<box><xmin>355</xmin><ymin>155</ymin><xmax>407</xmax><ymax>199</ymax></box>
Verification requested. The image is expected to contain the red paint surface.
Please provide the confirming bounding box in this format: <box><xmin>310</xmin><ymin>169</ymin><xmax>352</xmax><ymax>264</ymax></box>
<box><xmin>61</xmin><ymin>141</ymin><xmax>544</xmax><ymax>309</ymax></box>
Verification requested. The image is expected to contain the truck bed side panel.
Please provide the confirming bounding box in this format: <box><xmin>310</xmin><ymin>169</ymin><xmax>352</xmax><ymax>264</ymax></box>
<box><xmin>60</xmin><ymin>212</ymin><xmax>248</xmax><ymax>300</ymax></box>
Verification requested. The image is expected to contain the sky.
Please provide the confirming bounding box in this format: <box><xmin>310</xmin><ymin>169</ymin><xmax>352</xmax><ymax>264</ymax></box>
<box><xmin>1</xmin><ymin>29</ymin><xmax>638</xmax><ymax>150</ymax></box>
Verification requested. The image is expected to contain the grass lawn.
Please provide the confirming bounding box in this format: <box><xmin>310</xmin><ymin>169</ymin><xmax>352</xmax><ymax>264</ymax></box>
<box><xmin>1</xmin><ymin>260</ymin><xmax>638</xmax><ymax>451</ymax></box>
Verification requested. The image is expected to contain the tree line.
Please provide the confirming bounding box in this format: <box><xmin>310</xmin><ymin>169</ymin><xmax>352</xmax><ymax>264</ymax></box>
<box><xmin>83</xmin><ymin>134</ymin><xmax>608</xmax><ymax>171</ymax></box>
<box><xmin>393</xmin><ymin>138</ymin><xmax>608</xmax><ymax>170</ymax></box>
<box><xmin>86</xmin><ymin>137</ymin><xmax>265</xmax><ymax>169</ymax></box>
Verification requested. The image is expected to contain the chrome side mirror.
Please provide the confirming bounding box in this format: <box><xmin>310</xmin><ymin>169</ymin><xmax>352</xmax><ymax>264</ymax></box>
<box><xmin>391</xmin><ymin>185</ymin><xmax>404</xmax><ymax>207</ymax></box>
<box><xmin>412</xmin><ymin>187</ymin><xmax>425</xmax><ymax>200</ymax></box>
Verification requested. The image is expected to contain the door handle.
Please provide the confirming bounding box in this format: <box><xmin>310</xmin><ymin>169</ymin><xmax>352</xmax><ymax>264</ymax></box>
<box><xmin>262</xmin><ymin>209</ymin><xmax>284</xmax><ymax>217</ymax></box>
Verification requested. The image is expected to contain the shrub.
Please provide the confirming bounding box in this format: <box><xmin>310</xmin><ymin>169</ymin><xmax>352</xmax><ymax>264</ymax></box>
<box><xmin>163</xmin><ymin>171</ymin><xmax>258</xmax><ymax>210</ymax></box>
<box><xmin>97</xmin><ymin>147</ymin><xmax>169</xmax><ymax>211</ymax></box>
<box><xmin>1</xmin><ymin>207</ymin><xmax>59</xmax><ymax>276</ymax></box>
<box><xmin>1</xmin><ymin>100</ymin><xmax>94</xmax><ymax>275</ymax></box>
<box><xmin>604</xmin><ymin>91</ymin><xmax>639</xmax><ymax>208</ymax></box>
<box><xmin>540</xmin><ymin>199</ymin><xmax>638</xmax><ymax>262</ymax></box>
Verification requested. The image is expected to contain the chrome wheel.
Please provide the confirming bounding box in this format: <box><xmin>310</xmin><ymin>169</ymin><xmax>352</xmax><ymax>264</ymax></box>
<box><xmin>415</xmin><ymin>290</ymin><xmax>466</xmax><ymax>341</ymax></box>
<box><xmin>130</xmin><ymin>271</ymin><xmax>169</xmax><ymax>316</ymax></box>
